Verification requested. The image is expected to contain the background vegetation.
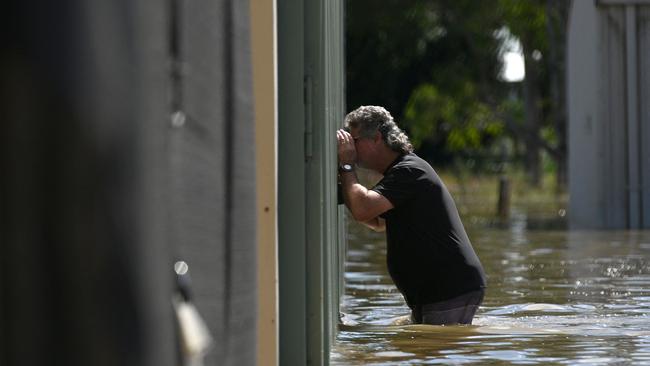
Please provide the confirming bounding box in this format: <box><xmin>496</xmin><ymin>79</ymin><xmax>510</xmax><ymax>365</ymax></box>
<box><xmin>346</xmin><ymin>0</ymin><xmax>571</xmax><ymax>190</ymax></box>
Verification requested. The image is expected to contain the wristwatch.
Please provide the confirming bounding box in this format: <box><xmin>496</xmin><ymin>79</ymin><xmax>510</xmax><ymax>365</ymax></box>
<box><xmin>339</xmin><ymin>163</ymin><xmax>354</xmax><ymax>173</ymax></box>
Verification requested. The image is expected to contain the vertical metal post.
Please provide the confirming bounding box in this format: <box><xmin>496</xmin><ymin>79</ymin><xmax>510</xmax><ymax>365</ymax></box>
<box><xmin>625</xmin><ymin>5</ymin><xmax>641</xmax><ymax>228</ymax></box>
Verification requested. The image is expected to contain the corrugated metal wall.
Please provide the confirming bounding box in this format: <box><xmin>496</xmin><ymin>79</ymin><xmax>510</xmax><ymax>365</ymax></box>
<box><xmin>569</xmin><ymin>1</ymin><xmax>650</xmax><ymax>229</ymax></box>
<box><xmin>640</xmin><ymin>7</ymin><xmax>650</xmax><ymax>228</ymax></box>
<box><xmin>169</xmin><ymin>1</ymin><xmax>257</xmax><ymax>365</ymax></box>
<box><xmin>1</xmin><ymin>1</ymin><xmax>257</xmax><ymax>365</ymax></box>
<box><xmin>278</xmin><ymin>0</ymin><xmax>345</xmax><ymax>365</ymax></box>
<box><xmin>304</xmin><ymin>0</ymin><xmax>346</xmax><ymax>363</ymax></box>
<box><xmin>599</xmin><ymin>7</ymin><xmax>628</xmax><ymax>228</ymax></box>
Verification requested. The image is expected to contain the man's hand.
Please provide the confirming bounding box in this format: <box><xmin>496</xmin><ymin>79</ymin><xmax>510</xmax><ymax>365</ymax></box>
<box><xmin>336</xmin><ymin>129</ymin><xmax>357</xmax><ymax>165</ymax></box>
<box><xmin>336</xmin><ymin>128</ymin><xmax>393</xmax><ymax>224</ymax></box>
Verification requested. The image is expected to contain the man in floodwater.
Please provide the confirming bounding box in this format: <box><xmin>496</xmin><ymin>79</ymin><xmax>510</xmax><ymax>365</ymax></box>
<box><xmin>336</xmin><ymin>105</ymin><xmax>487</xmax><ymax>325</ymax></box>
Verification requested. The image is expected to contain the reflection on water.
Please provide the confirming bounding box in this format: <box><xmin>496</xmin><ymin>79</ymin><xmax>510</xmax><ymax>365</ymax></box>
<box><xmin>332</xmin><ymin>209</ymin><xmax>650</xmax><ymax>365</ymax></box>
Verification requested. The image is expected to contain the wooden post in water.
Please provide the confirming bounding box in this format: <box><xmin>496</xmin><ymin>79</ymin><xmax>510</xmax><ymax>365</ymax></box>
<box><xmin>498</xmin><ymin>176</ymin><xmax>511</xmax><ymax>219</ymax></box>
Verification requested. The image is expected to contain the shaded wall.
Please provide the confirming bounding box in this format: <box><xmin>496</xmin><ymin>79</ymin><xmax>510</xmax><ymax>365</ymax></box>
<box><xmin>1</xmin><ymin>1</ymin><xmax>256</xmax><ymax>365</ymax></box>
<box><xmin>568</xmin><ymin>1</ymin><xmax>650</xmax><ymax>229</ymax></box>
<box><xmin>278</xmin><ymin>0</ymin><xmax>345</xmax><ymax>365</ymax></box>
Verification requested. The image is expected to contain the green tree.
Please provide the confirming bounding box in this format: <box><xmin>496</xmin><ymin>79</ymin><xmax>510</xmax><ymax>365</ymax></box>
<box><xmin>403</xmin><ymin>83</ymin><xmax>503</xmax><ymax>156</ymax></box>
<box><xmin>498</xmin><ymin>0</ymin><xmax>571</xmax><ymax>187</ymax></box>
<box><xmin>347</xmin><ymin>0</ymin><xmax>508</xmax><ymax>166</ymax></box>
<box><xmin>346</xmin><ymin>0</ymin><xmax>571</xmax><ymax>187</ymax></box>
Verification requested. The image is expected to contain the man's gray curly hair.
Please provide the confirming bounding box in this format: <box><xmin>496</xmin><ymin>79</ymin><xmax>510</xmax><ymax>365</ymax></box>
<box><xmin>344</xmin><ymin>105</ymin><xmax>413</xmax><ymax>154</ymax></box>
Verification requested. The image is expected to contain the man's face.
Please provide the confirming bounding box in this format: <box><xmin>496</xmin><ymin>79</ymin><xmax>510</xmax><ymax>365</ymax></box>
<box><xmin>349</xmin><ymin>126</ymin><xmax>376</xmax><ymax>169</ymax></box>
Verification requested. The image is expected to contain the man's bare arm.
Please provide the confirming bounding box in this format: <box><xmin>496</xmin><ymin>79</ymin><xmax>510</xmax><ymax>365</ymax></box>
<box><xmin>361</xmin><ymin>217</ymin><xmax>386</xmax><ymax>232</ymax></box>
<box><xmin>339</xmin><ymin>170</ymin><xmax>393</xmax><ymax>223</ymax></box>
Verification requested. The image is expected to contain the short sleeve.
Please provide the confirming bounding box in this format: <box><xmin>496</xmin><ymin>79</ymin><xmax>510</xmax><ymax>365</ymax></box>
<box><xmin>371</xmin><ymin>166</ymin><xmax>425</xmax><ymax>208</ymax></box>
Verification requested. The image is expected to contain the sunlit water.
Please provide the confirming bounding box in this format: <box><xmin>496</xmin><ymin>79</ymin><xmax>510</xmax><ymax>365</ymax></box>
<box><xmin>331</xmin><ymin>209</ymin><xmax>650</xmax><ymax>365</ymax></box>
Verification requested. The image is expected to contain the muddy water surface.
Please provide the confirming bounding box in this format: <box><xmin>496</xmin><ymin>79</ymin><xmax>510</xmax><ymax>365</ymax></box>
<box><xmin>332</xmin><ymin>210</ymin><xmax>650</xmax><ymax>365</ymax></box>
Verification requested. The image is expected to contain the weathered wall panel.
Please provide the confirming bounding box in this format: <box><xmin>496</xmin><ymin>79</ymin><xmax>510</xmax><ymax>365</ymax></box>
<box><xmin>170</xmin><ymin>1</ymin><xmax>257</xmax><ymax>365</ymax></box>
<box><xmin>1</xmin><ymin>2</ymin><xmax>175</xmax><ymax>365</ymax></box>
<box><xmin>600</xmin><ymin>8</ymin><xmax>628</xmax><ymax>228</ymax></box>
<box><xmin>569</xmin><ymin>2</ymin><xmax>650</xmax><ymax>229</ymax></box>
<box><xmin>568</xmin><ymin>1</ymin><xmax>601</xmax><ymax>228</ymax></box>
<box><xmin>278</xmin><ymin>0</ymin><xmax>345</xmax><ymax>365</ymax></box>
<box><xmin>640</xmin><ymin>8</ymin><xmax>650</xmax><ymax>228</ymax></box>
<box><xmin>1</xmin><ymin>1</ymin><xmax>257</xmax><ymax>365</ymax></box>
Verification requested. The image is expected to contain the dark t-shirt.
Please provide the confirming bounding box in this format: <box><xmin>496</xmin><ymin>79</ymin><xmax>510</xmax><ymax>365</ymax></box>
<box><xmin>371</xmin><ymin>153</ymin><xmax>486</xmax><ymax>307</ymax></box>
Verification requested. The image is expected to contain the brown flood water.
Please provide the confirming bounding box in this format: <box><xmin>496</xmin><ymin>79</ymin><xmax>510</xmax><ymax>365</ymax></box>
<box><xmin>331</xmin><ymin>209</ymin><xmax>650</xmax><ymax>365</ymax></box>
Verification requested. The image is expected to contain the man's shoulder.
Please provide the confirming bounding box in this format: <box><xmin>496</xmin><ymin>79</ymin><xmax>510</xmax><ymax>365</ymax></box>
<box><xmin>393</xmin><ymin>153</ymin><xmax>435</xmax><ymax>175</ymax></box>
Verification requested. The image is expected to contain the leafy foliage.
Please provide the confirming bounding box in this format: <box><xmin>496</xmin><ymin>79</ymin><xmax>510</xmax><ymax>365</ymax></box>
<box><xmin>403</xmin><ymin>83</ymin><xmax>503</xmax><ymax>152</ymax></box>
<box><xmin>346</xmin><ymin>0</ymin><xmax>570</xmax><ymax>181</ymax></box>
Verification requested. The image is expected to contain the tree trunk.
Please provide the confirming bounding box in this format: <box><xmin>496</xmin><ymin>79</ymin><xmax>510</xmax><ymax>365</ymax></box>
<box><xmin>546</xmin><ymin>0</ymin><xmax>572</xmax><ymax>192</ymax></box>
<box><xmin>522</xmin><ymin>43</ymin><xmax>542</xmax><ymax>187</ymax></box>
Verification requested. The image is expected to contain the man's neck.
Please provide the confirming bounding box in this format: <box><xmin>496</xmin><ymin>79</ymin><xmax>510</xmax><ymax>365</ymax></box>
<box><xmin>374</xmin><ymin>149</ymin><xmax>402</xmax><ymax>175</ymax></box>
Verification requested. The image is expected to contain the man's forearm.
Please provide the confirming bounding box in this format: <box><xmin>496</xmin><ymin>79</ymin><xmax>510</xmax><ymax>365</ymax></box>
<box><xmin>361</xmin><ymin>217</ymin><xmax>386</xmax><ymax>232</ymax></box>
<box><xmin>339</xmin><ymin>171</ymin><xmax>369</xmax><ymax>220</ymax></box>
<box><xmin>338</xmin><ymin>165</ymin><xmax>393</xmax><ymax>222</ymax></box>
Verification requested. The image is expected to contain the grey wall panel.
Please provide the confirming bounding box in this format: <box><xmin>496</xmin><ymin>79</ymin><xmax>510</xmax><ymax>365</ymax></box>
<box><xmin>277</xmin><ymin>0</ymin><xmax>308</xmax><ymax>364</ymax></box>
<box><xmin>326</xmin><ymin>0</ymin><xmax>347</xmax><ymax>345</ymax></box>
<box><xmin>323</xmin><ymin>0</ymin><xmax>346</xmax><ymax>350</ymax></box>
<box><xmin>1</xmin><ymin>1</ymin><xmax>257</xmax><ymax>365</ymax></box>
<box><xmin>304</xmin><ymin>0</ymin><xmax>325</xmax><ymax>362</ymax></box>
<box><xmin>600</xmin><ymin>8</ymin><xmax>628</xmax><ymax>228</ymax></box>
<box><xmin>569</xmin><ymin>3</ymin><xmax>650</xmax><ymax>229</ymax></box>
<box><xmin>1</xmin><ymin>2</ymin><xmax>175</xmax><ymax>366</ymax></box>
<box><xmin>568</xmin><ymin>1</ymin><xmax>602</xmax><ymax>228</ymax></box>
<box><xmin>304</xmin><ymin>1</ymin><xmax>345</xmax><ymax>364</ymax></box>
<box><xmin>640</xmin><ymin>8</ymin><xmax>650</xmax><ymax>228</ymax></box>
<box><xmin>171</xmin><ymin>0</ymin><xmax>257</xmax><ymax>365</ymax></box>
<box><xmin>278</xmin><ymin>0</ymin><xmax>344</xmax><ymax>364</ymax></box>
<box><xmin>220</xmin><ymin>0</ymin><xmax>257</xmax><ymax>362</ymax></box>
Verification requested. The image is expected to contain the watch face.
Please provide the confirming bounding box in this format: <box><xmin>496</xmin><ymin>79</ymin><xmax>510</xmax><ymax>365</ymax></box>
<box><xmin>340</xmin><ymin>164</ymin><xmax>354</xmax><ymax>172</ymax></box>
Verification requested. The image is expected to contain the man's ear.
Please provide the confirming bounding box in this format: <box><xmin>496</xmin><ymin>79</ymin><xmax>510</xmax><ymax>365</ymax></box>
<box><xmin>374</xmin><ymin>131</ymin><xmax>382</xmax><ymax>143</ymax></box>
